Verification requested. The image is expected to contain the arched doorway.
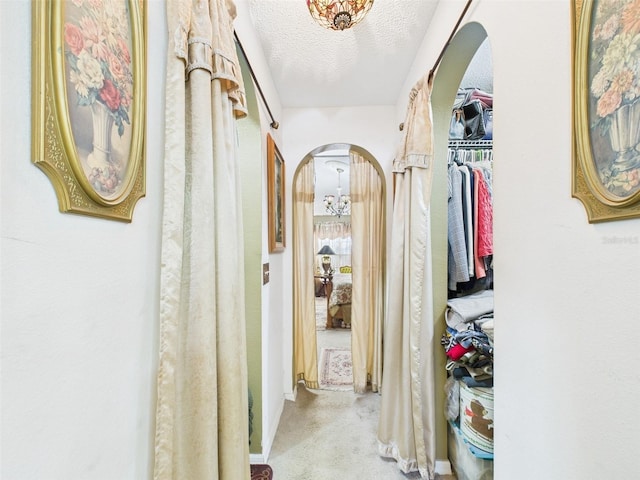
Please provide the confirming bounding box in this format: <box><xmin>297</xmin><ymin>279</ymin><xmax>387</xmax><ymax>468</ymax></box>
<box><xmin>291</xmin><ymin>144</ymin><xmax>387</xmax><ymax>394</ymax></box>
<box><xmin>431</xmin><ymin>22</ymin><xmax>494</xmax><ymax>474</ymax></box>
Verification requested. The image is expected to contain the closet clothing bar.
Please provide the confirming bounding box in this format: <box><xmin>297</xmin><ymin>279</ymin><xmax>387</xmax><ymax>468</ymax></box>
<box><xmin>448</xmin><ymin>139</ymin><xmax>493</xmax><ymax>165</ymax></box>
<box><xmin>448</xmin><ymin>148</ymin><xmax>493</xmax><ymax>166</ymax></box>
<box><xmin>449</xmin><ymin>139</ymin><xmax>493</xmax><ymax>149</ymax></box>
<box><xmin>233</xmin><ymin>31</ymin><xmax>279</xmax><ymax>129</ymax></box>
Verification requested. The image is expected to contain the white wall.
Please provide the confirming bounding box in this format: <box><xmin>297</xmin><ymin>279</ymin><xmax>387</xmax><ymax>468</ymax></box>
<box><xmin>402</xmin><ymin>1</ymin><xmax>640</xmax><ymax>478</ymax></box>
<box><xmin>5</xmin><ymin>1</ymin><xmax>640</xmax><ymax>478</ymax></box>
<box><xmin>235</xmin><ymin>0</ymin><xmax>286</xmax><ymax>459</ymax></box>
<box><xmin>1</xmin><ymin>1</ymin><xmax>167</xmax><ymax>478</ymax></box>
<box><xmin>279</xmin><ymin>106</ymin><xmax>398</xmax><ymax>395</ymax></box>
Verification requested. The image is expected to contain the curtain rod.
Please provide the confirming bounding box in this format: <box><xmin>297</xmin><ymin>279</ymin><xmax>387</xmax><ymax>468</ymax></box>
<box><xmin>399</xmin><ymin>0</ymin><xmax>474</xmax><ymax>131</ymax></box>
<box><xmin>429</xmin><ymin>0</ymin><xmax>474</xmax><ymax>82</ymax></box>
<box><xmin>234</xmin><ymin>31</ymin><xmax>279</xmax><ymax>130</ymax></box>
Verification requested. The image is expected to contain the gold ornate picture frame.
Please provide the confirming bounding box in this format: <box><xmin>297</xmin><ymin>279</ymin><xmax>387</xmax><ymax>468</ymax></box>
<box><xmin>572</xmin><ymin>0</ymin><xmax>640</xmax><ymax>222</ymax></box>
<box><xmin>32</xmin><ymin>0</ymin><xmax>146</xmax><ymax>222</ymax></box>
<box><xmin>267</xmin><ymin>134</ymin><xmax>285</xmax><ymax>253</ymax></box>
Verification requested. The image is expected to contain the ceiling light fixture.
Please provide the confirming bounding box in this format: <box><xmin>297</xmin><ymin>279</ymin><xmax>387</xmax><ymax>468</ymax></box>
<box><xmin>324</xmin><ymin>167</ymin><xmax>350</xmax><ymax>218</ymax></box>
<box><xmin>306</xmin><ymin>0</ymin><xmax>374</xmax><ymax>31</ymax></box>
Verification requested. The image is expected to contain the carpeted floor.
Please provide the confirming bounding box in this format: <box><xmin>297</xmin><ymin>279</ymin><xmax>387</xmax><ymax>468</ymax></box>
<box><xmin>268</xmin><ymin>385</ymin><xmax>457</xmax><ymax>479</ymax></box>
<box><xmin>316</xmin><ymin>295</ymin><xmax>351</xmax><ymax>330</ymax></box>
<box><xmin>267</xmin><ymin>298</ymin><xmax>457</xmax><ymax>479</ymax></box>
<box><xmin>268</xmin><ymin>386</ymin><xmax>433</xmax><ymax>480</ymax></box>
<box><xmin>315</xmin><ymin>296</ymin><xmax>327</xmax><ymax>330</ymax></box>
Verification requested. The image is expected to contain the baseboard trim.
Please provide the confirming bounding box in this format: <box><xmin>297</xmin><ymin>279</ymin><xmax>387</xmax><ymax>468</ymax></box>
<box><xmin>284</xmin><ymin>384</ymin><xmax>297</xmax><ymax>402</ymax></box>
<box><xmin>261</xmin><ymin>395</ymin><xmax>285</xmax><ymax>461</ymax></box>
<box><xmin>435</xmin><ymin>460</ymin><xmax>453</xmax><ymax>475</ymax></box>
<box><xmin>249</xmin><ymin>453</ymin><xmax>266</xmax><ymax>464</ymax></box>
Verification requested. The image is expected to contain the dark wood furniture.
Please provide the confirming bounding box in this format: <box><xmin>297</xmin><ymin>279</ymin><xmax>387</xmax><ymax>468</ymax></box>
<box><xmin>314</xmin><ymin>273</ymin><xmax>333</xmax><ymax>328</ymax></box>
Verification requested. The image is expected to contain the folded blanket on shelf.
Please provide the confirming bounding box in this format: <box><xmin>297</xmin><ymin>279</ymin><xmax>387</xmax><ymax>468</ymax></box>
<box><xmin>446</xmin><ymin>289</ymin><xmax>494</xmax><ymax>331</ymax></box>
<box><xmin>480</xmin><ymin>319</ymin><xmax>494</xmax><ymax>341</ymax></box>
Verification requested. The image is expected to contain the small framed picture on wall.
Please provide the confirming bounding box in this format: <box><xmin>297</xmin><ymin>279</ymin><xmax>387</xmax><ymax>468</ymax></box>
<box><xmin>267</xmin><ymin>133</ymin><xmax>285</xmax><ymax>252</ymax></box>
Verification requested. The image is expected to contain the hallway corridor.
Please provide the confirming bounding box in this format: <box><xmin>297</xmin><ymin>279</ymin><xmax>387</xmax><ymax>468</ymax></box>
<box><xmin>264</xmin><ymin>299</ymin><xmax>456</xmax><ymax>479</ymax></box>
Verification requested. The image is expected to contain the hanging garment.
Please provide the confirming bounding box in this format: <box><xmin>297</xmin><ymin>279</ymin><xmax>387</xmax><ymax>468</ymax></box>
<box><xmin>154</xmin><ymin>1</ymin><xmax>250</xmax><ymax>479</ymax></box>
<box><xmin>446</xmin><ymin>147</ymin><xmax>493</xmax><ymax>292</ymax></box>
<box><xmin>473</xmin><ymin>170</ymin><xmax>486</xmax><ymax>279</ymax></box>
<box><xmin>459</xmin><ymin>165</ymin><xmax>475</xmax><ymax>278</ymax></box>
<box><xmin>475</xmin><ymin>168</ymin><xmax>493</xmax><ymax>259</ymax></box>
<box><xmin>448</xmin><ymin>163</ymin><xmax>469</xmax><ymax>290</ymax></box>
<box><xmin>378</xmin><ymin>72</ymin><xmax>436</xmax><ymax>479</ymax></box>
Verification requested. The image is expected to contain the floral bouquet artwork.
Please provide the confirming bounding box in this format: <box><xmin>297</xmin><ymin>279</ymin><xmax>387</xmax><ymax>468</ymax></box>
<box><xmin>64</xmin><ymin>0</ymin><xmax>133</xmax><ymax>197</ymax></box>
<box><xmin>589</xmin><ymin>0</ymin><xmax>640</xmax><ymax>197</ymax></box>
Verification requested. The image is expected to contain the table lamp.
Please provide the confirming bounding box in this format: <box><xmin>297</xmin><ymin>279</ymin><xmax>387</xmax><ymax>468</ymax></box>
<box><xmin>317</xmin><ymin>245</ymin><xmax>336</xmax><ymax>274</ymax></box>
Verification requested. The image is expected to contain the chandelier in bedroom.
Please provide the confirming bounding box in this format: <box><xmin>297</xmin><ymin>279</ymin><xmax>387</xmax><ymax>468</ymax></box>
<box><xmin>324</xmin><ymin>167</ymin><xmax>351</xmax><ymax>218</ymax></box>
<box><xmin>306</xmin><ymin>0</ymin><xmax>375</xmax><ymax>31</ymax></box>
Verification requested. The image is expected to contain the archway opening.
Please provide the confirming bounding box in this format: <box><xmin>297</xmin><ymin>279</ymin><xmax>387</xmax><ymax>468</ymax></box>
<box><xmin>431</xmin><ymin>21</ymin><xmax>494</xmax><ymax>472</ymax></box>
<box><xmin>291</xmin><ymin>144</ymin><xmax>387</xmax><ymax>394</ymax></box>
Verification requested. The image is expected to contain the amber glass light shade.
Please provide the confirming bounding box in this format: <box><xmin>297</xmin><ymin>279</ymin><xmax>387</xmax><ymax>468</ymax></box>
<box><xmin>306</xmin><ymin>0</ymin><xmax>374</xmax><ymax>31</ymax></box>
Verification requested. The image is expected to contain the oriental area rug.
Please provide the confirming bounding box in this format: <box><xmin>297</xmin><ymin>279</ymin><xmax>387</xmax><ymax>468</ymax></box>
<box><xmin>250</xmin><ymin>463</ymin><xmax>273</xmax><ymax>480</ymax></box>
<box><xmin>318</xmin><ymin>347</ymin><xmax>353</xmax><ymax>391</ymax></box>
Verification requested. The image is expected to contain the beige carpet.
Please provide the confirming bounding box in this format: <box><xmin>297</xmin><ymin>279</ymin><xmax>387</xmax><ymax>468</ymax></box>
<box><xmin>276</xmin><ymin>297</ymin><xmax>455</xmax><ymax>478</ymax></box>
<box><xmin>315</xmin><ymin>296</ymin><xmax>327</xmax><ymax>330</ymax></box>
<box><xmin>268</xmin><ymin>386</ymin><xmax>421</xmax><ymax>479</ymax></box>
<box><xmin>268</xmin><ymin>386</ymin><xmax>457</xmax><ymax>479</ymax></box>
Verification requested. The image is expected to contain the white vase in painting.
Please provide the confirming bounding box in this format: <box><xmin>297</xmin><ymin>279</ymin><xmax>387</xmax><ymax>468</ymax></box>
<box><xmin>608</xmin><ymin>99</ymin><xmax>640</xmax><ymax>172</ymax></box>
<box><xmin>87</xmin><ymin>101</ymin><xmax>114</xmax><ymax>169</ymax></box>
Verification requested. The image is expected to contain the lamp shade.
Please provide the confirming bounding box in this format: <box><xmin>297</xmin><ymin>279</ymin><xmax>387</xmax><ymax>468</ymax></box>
<box><xmin>317</xmin><ymin>245</ymin><xmax>336</xmax><ymax>255</ymax></box>
<box><xmin>307</xmin><ymin>0</ymin><xmax>374</xmax><ymax>31</ymax></box>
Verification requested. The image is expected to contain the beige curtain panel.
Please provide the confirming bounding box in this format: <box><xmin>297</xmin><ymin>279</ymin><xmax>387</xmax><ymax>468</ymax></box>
<box><xmin>153</xmin><ymin>1</ymin><xmax>250</xmax><ymax>479</ymax></box>
<box><xmin>377</xmin><ymin>73</ymin><xmax>437</xmax><ymax>479</ymax></box>
<box><xmin>349</xmin><ymin>151</ymin><xmax>384</xmax><ymax>393</ymax></box>
<box><xmin>293</xmin><ymin>159</ymin><xmax>319</xmax><ymax>389</ymax></box>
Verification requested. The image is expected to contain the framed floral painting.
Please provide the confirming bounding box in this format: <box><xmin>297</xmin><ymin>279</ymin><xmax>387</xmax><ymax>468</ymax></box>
<box><xmin>267</xmin><ymin>134</ymin><xmax>285</xmax><ymax>253</ymax></box>
<box><xmin>32</xmin><ymin>0</ymin><xmax>146</xmax><ymax>222</ymax></box>
<box><xmin>573</xmin><ymin>0</ymin><xmax>640</xmax><ymax>222</ymax></box>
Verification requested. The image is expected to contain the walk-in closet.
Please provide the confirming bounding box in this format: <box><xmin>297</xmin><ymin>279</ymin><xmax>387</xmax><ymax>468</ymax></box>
<box><xmin>441</xmin><ymin>39</ymin><xmax>494</xmax><ymax>480</ymax></box>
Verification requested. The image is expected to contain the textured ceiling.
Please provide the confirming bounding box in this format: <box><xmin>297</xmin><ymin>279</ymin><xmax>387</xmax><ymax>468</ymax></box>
<box><xmin>248</xmin><ymin>0</ymin><xmax>440</xmax><ymax>108</ymax></box>
<box><xmin>245</xmin><ymin>2</ymin><xmax>494</xmax><ymax>216</ymax></box>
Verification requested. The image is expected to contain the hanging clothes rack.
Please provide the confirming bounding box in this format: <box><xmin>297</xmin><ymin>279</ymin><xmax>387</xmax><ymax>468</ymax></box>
<box><xmin>448</xmin><ymin>140</ymin><xmax>493</xmax><ymax>165</ymax></box>
<box><xmin>449</xmin><ymin>139</ymin><xmax>492</xmax><ymax>149</ymax></box>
